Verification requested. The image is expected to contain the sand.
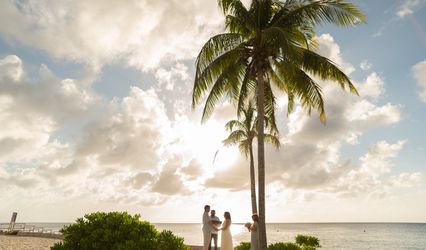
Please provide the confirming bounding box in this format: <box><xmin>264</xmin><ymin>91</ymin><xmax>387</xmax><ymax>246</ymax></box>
<box><xmin>0</xmin><ymin>235</ymin><xmax>61</xmax><ymax>250</ymax></box>
<box><xmin>0</xmin><ymin>235</ymin><xmax>207</xmax><ymax>250</ymax></box>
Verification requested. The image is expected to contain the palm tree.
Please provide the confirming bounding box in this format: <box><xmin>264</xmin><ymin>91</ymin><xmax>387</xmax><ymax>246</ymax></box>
<box><xmin>192</xmin><ymin>0</ymin><xmax>366</xmax><ymax>247</ymax></box>
<box><xmin>223</xmin><ymin>101</ymin><xmax>280</xmax><ymax>215</ymax></box>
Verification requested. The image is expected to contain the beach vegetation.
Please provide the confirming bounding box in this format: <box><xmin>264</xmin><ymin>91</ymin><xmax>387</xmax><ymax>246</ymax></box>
<box><xmin>235</xmin><ymin>241</ymin><xmax>251</xmax><ymax>250</ymax></box>
<box><xmin>295</xmin><ymin>234</ymin><xmax>321</xmax><ymax>249</ymax></box>
<box><xmin>50</xmin><ymin>212</ymin><xmax>189</xmax><ymax>250</ymax></box>
<box><xmin>192</xmin><ymin>0</ymin><xmax>366</xmax><ymax>247</ymax></box>
<box><xmin>236</xmin><ymin>234</ymin><xmax>321</xmax><ymax>250</ymax></box>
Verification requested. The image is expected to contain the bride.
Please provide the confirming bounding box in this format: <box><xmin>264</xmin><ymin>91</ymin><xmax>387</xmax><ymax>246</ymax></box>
<box><xmin>219</xmin><ymin>212</ymin><xmax>233</xmax><ymax>250</ymax></box>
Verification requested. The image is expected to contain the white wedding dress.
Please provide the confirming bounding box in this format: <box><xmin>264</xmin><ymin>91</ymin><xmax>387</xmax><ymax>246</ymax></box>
<box><xmin>220</xmin><ymin>219</ymin><xmax>234</xmax><ymax>250</ymax></box>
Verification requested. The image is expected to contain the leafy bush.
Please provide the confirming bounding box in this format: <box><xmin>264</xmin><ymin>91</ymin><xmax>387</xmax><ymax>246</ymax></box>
<box><xmin>237</xmin><ymin>235</ymin><xmax>321</xmax><ymax>250</ymax></box>
<box><xmin>3</xmin><ymin>230</ymin><xmax>19</xmax><ymax>235</ymax></box>
<box><xmin>235</xmin><ymin>242</ymin><xmax>251</xmax><ymax>250</ymax></box>
<box><xmin>266</xmin><ymin>242</ymin><xmax>301</xmax><ymax>250</ymax></box>
<box><xmin>51</xmin><ymin>212</ymin><xmax>189</xmax><ymax>250</ymax></box>
<box><xmin>156</xmin><ymin>230</ymin><xmax>187</xmax><ymax>250</ymax></box>
<box><xmin>295</xmin><ymin>235</ymin><xmax>321</xmax><ymax>249</ymax></box>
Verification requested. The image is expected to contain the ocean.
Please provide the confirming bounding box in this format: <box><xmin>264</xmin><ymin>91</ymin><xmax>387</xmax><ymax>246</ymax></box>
<box><xmin>16</xmin><ymin>222</ymin><xmax>426</xmax><ymax>249</ymax></box>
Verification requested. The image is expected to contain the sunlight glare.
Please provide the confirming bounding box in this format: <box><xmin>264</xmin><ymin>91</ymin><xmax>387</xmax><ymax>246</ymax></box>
<box><xmin>183</xmin><ymin>121</ymin><xmax>239</xmax><ymax>171</ymax></box>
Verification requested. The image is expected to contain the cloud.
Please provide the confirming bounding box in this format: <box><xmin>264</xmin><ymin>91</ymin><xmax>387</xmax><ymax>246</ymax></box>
<box><xmin>0</xmin><ymin>55</ymin><xmax>96</xmax><ymax>168</ymax></box>
<box><xmin>412</xmin><ymin>59</ymin><xmax>426</xmax><ymax>102</ymax></box>
<box><xmin>77</xmin><ymin>87</ymin><xmax>171</xmax><ymax>170</ymax></box>
<box><xmin>155</xmin><ymin>63</ymin><xmax>190</xmax><ymax>91</ymax></box>
<box><xmin>396</xmin><ymin>0</ymin><xmax>425</xmax><ymax>18</ymax></box>
<box><xmin>151</xmin><ymin>167</ymin><xmax>188</xmax><ymax>195</ymax></box>
<box><xmin>180</xmin><ymin>159</ymin><xmax>204</xmax><ymax>180</ymax></box>
<box><xmin>360</xmin><ymin>60</ymin><xmax>372</xmax><ymax>71</ymax></box>
<box><xmin>0</xmin><ymin>0</ymin><xmax>223</xmax><ymax>71</ymax></box>
<box><xmin>204</xmin><ymin>157</ymin><xmax>250</xmax><ymax>191</ymax></box>
<box><xmin>357</xmin><ymin>72</ymin><xmax>384</xmax><ymax>99</ymax></box>
<box><xmin>0</xmin><ymin>53</ymin><xmax>207</xmax><ymax>209</ymax></box>
<box><xmin>316</xmin><ymin>34</ymin><xmax>355</xmax><ymax>75</ymax></box>
<box><xmin>149</xmin><ymin>155</ymin><xmax>194</xmax><ymax>195</ymax></box>
<box><xmin>389</xmin><ymin>172</ymin><xmax>422</xmax><ymax>187</ymax></box>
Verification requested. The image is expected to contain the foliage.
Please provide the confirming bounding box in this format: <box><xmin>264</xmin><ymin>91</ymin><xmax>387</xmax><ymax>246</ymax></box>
<box><xmin>156</xmin><ymin>230</ymin><xmax>188</xmax><ymax>250</ymax></box>
<box><xmin>267</xmin><ymin>242</ymin><xmax>301</xmax><ymax>250</ymax></box>
<box><xmin>236</xmin><ymin>235</ymin><xmax>321</xmax><ymax>250</ymax></box>
<box><xmin>50</xmin><ymin>212</ymin><xmax>189</xmax><ymax>250</ymax></box>
<box><xmin>235</xmin><ymin>241</ymin><xmax>251</xmax><ymax>250</ymax></box>
<box><xmin>295</xmin><ymin>234</ymin><xmax>321</xmax><ymax>249</ymax></box>
<box><xmin>3</xmin><ymin>230</ymin><xmax>18</xmax><ymax>235</ymax></box>
<box><xmin>223</xmin><ymin>101</ymin><xmax>279</xmax><ymax>156</ymax></box>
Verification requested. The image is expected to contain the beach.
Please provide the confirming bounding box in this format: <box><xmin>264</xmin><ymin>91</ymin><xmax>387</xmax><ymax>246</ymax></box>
<box><xmin>0</xmin><ymin>235</ymin><xmax>205</xmax><ymax>250</ymax></box>
<box><xmin>2</xmin><ymin>223</ymin><xmax>426</xmax><ymax>249</ymax></box>
<box><xmin>0</xmin><ymin>235</ymin><xmax>61</xmax><ymax>250</ymax></box>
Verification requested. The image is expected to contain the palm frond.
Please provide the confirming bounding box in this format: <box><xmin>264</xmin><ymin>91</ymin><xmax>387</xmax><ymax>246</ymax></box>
<box><xmin>276</xmin><ymin>0</ymin><xmax>367</xmax><ymax>28</ymax></box>
<box><xmin>237</xmin><ymin>68</ymin><xmax>256</xmax><ymax>117</ymax></box>
<box><xmin>264</xmin><ymin>133</ymin><xmax>280</xmax><ymax>149</ymax></box>
<box><xmin>223</xmin><ymin>130</ymin><xmax>247</xmax><ymax>146</ymax></box>
<box><xmin>194</xmin><ymin>46</ymin><xmax>244</xmax><ymax>107</ymax></box>
<box><xmin>201</xmin><ymin>61</ymin><xmax>246</xmax><ymax>122</ymax></box>
<box><xmin>271</xmin><ymin>60</ymin><xmax>326</xmax><ymax>122</ymax></box>
<box><xmin>300</xmin><ymin>48</ymin><xmax>359</xmax><ymax>95</ymax></box>
<box><xmin>225</xmin><ymin>119</ymin><xmax>246</xmax><ymax>132</ymax></box>
<box><xmin>195</xmin><ymin>33</ymin><xmax>244</xmax><ymax>77</ymax></box>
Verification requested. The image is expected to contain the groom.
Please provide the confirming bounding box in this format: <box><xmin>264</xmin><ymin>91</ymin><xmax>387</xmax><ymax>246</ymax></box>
<box><xmin>202</xmin><ymin>205</ymin><xmax>214</xmax><ymax>250</ymax></box>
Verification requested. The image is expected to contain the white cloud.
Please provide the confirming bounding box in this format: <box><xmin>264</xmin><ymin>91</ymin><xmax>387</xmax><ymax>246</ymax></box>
<box><xmin>0</xmin><ymin>55</ymin><xmax>97</xmax><ymax>167</ymax></box>
<box><xmin>316</xmin><ymin>34</ymin><xmax>355</xmax><ymax>75</ymax></box>
<box><xmin>0</xmin><ymin>55</ymin><xmax>24</xmax><ymax>82</ymax></box>
<box><xmin>0</xmin><ymin>55</ymin><xmax>179</xmax><ymax>206</ymax></box>
<box><xmin>155</xmin><ymin>63</ymin><xmax>189</xmax><ymax>91</ymax></box>
<box><xmin>360</xmin><ymin>60</ymin><xmax>372</xmax><ymax>71</ymax></box>
<box><xmin>76</xmin><ymin>87</ymin><xmax>172</xmax><ymax>171</ymax></box>
<box><xmin>357</xmin><ymin>72</ymin><xmax>384</xmax><ymax>99</ymax></box>
<box><xmin>0</xmin><ymin>0</ymin><xmax>223</xmax><ymax>71</ymax></box>
<box><xmin>412</xmin><ymin>59</ymin><xmax>426</xmax><ymax>102</ymax></box>
<box><xmin>396</xmin><ymin>0</ymin><xmax>425</xmax><ymax>18</ymax></box>
<box><xmin>389</xmin><ymin>172</ymin><xmax>422</xmax><ymax>187</ymax></box>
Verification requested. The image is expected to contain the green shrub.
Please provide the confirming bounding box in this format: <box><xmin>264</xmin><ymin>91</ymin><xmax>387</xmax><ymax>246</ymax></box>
<box><xmin>266</xmin><ymin>242</ymin><xmax>301</xmax><ymax>250</ymax></box>
<box><xmin>50</xmin><ymin>212</ymin><xmax>189</xmax><ymax>250</ymax></box>
<box><xmin>157</xmin><ymin>230</ymin><xmax>188</xmax><ymax>250</ymax></box>
<box><xmin>3</xmin><ymin>230</ymin><xmax>19</xmax><ymax>235</ymax></box>
<box><xmin>295</xmin><ymin>235</ymin><xmax>320</xmax><ymax>249</ymax></box>
<box><xmin>235</xmin><ymin>242</ymin><xmax>251</xmax><ymax>250</ymax></box>
<box><xmin>264</xmin><ymin>234</ymin><xmax>321</xmax><ymax>250</ymax></box>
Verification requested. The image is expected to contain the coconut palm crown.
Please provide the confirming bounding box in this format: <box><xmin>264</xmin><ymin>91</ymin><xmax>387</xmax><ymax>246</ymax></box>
<box><xmin>192</xmin><ymin>0</ymin><xmax>366</xmax><ymax>247</ymax></box>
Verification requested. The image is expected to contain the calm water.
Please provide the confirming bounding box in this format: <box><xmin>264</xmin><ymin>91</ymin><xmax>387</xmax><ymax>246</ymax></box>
<box><xmin>14</xmin><ymin>223</ymin><xmax>426</xmax><ymax>249</ymax></box>
<box><xmin>154</xmin><ymin>223</ymin><xmax>426</xmax><ymax>250</ymax></box>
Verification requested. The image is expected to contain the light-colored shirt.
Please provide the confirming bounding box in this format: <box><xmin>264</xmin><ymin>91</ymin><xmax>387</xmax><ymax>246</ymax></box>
<box><xmin>210</xmin><ymin>215</ymin><xmax>221</xmax><ymax>234</ymax></box>
<box><xmin>202</xmin><ymin>211</ymin><xmax>211</xmax><ymax>232</ymax></box>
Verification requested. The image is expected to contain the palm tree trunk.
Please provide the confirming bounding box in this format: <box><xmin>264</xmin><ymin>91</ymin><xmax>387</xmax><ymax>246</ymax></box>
<box><xmin>249</xmin><ymin>144</ymin><xmax>257</xmax><ymax>214</ymax></box>
<box><xmin>256</xmin><ymin>73</ymin><xmax>267</xmax><ymax>248</ymax></box>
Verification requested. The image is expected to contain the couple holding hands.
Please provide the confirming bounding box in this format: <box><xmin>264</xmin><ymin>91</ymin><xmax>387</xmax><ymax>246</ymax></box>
<box><xmin>202</xmin><ymin>205</ymin><xmax>260</xmax><ymax>250</ymax></box>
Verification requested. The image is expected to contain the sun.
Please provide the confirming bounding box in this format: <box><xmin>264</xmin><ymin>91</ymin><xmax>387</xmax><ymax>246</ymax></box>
<box><xmin>181</xmin><ymin>120</ymin><xmax>239</xmax><ymax>171</ymax></box>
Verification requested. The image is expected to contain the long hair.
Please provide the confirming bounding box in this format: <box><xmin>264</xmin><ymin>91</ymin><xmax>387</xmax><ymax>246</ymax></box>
<box><xmin>224</xmin><ymin>211</ymin><xmax>231</xmax><ymax>220</ymax></box>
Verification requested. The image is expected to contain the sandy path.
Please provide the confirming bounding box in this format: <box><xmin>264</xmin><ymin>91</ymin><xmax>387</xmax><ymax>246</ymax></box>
<box><xmin>0</xmin><ymin>235</ymin><xmax>61</xmax><ymax>250</ymax></box>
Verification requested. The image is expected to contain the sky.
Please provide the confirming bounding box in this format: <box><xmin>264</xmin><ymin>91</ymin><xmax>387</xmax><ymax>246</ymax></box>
<box><xmin>0</xmin><ymin>0</ymin><xmax>425</xmax><ymax>223</ymax></box>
